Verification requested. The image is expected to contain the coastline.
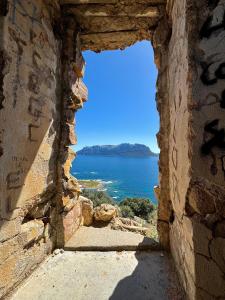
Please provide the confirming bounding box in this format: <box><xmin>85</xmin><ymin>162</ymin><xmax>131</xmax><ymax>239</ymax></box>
<box><xmin>72</xmin><ymin>155</ymin><xmax>159</xmax><ymax>203</ymax></box>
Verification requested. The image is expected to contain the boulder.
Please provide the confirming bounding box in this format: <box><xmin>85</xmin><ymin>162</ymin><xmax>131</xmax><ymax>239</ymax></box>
<box><xmin>62</xmin><ymin>196</ymin><xmax>77</xmax><ymax>212</ymax></box>
<box><xmin>66</xmin><ymin>177</ymin><xmax>81</xmax><ymax>194</ymax></box>
<box><xmin>80</xmin><ymin>196</ymin><xmax>94</xmax><ymax>226</ymax></box>
<box><xmin>94</xmin><ymin>204</ymin><xmax>117</xmax><ymax>222</ymax></box>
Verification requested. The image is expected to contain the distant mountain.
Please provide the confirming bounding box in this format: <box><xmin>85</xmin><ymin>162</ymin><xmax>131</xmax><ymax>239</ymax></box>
<box><xmin>77</xmin><ymin>143</ymin><xmax>158</xmax><ymax>157</ymax></box>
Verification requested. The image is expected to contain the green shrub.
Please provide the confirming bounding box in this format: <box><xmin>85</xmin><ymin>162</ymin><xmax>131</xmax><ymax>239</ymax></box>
<box><xmin>119</xmin><ymin>198</ymin><xmax>154</xmax><ymax>220</ymax></box>
<box><xmin>120</xmin><ymin>205</ymin><xmax>135</xmax><ymax>218</ymax></box>
<box><xmin>81</xmin><ymin>190</ymin><xmax>116</xmax><ymax>208</ymax></box>
<box><xmin>81</xmin><ymin>190</ymin><xmax>155</xmax><ymax>221</ymax></box>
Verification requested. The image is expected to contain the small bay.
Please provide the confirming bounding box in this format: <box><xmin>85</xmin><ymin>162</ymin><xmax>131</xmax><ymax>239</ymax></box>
<box><xmin>71</xmin><ymin>155</ymin><xmax>159</xmax><ymax>204</ymax></box>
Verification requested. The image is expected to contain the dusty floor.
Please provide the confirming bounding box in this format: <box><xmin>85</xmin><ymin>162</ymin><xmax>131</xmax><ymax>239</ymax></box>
<box><xmin>9</xmin><ymin>250</ymin><xmax>183</xmax><ymax>300</ymax></box>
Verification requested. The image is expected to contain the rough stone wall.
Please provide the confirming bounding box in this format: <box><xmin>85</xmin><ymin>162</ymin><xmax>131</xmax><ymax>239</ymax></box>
<box><xmin>167</xmin><ymin>0</ymin><xmax>197</xmax><ymax>296</ymax></box>
<box><xmin>152</xmin><ymin>13</ymin><xmax>172</xmax><ymax>250</ymax></box>
<box><xmin>0</xmin><ymin>0</ymin><xmax>88</xmax><ymax>295</ymax></box>
<box><xmin>61</xmin><ymin>0</ymin><xmax>166</xmax><ymax>52</ymax></box>
<box><xmin>166</xmin><ymin>0</ymin><xmax>225</xmax><ymax>299</ymax></box>
<box><xmin>0</xmin><ymin>0</ymin><xmax>61</xmax><ymax>297</ymax></box>
<box><xmin>56</xmin><ymin>14</ymin><xmax>88</xmax><ymax>247</ymax></box>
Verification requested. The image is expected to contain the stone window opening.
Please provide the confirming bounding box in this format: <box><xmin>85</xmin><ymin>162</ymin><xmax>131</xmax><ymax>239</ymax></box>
<box><xmin>68</xmin><ymin>40</ymin><xmax>160</xmax><ymax>240</ymax></box>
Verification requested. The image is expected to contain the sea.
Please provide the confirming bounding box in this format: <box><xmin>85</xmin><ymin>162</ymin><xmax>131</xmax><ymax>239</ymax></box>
<box><xmin>71</xmin><ymin>155</ymin><xmax>159</xmax><ymax>204</ymax></box>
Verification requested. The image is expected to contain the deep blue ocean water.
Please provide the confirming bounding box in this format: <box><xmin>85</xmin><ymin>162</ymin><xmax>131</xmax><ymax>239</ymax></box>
<box><xmin>71</xmin><ymin>155</ymin><xmax>159</xmax><ymax>204</ymax></box>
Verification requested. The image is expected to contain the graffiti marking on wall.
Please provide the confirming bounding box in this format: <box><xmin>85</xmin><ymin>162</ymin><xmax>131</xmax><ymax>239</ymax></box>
<box><xmin>8</xmin><ymin>28</ymin><xmax>26</xmax><ymax>108</ymax></box>
<box><xmin>9</xmin><ymin>0</ymin><xmax>41</xmax><ymax>37</ymax></box>
<box><xmin>201</xmin><ymin>119</ymin><xmax>225</xmax><ymax>155</ymax></box>
<box><xmin>198</xmin><ymin>2</ymin><xmax>225</xmax><ymax>180</ymax></box>
<box><xmin>172</xmin><ymin>146</ymin><xmax>178</xmax><ymax>170</ymax></box>
<box><xmin>172</xmin><ymin>173</ymin><xmax>180</xmax><ymax>204</ymax></box>
<box><xmin>28</xmin><ymin>97</ymin><xmax>44</xmax><ymax>123</ymax></box>
<box><xmin>6</xmin><ymin>169</ymin><xmax>24</xmax><ymax>189</ymax></box>
<box><xmin>28</xmin><ymin>124</ymin><xmax>40</xmax><ymax>142</ymax></box>
<box><xmin>200</xmin><ymin>10</ymin><xmax>225</xmax><ymax>39</ymax></box>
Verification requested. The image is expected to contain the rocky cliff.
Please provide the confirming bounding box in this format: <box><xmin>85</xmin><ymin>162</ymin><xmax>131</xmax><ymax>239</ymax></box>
<box><xmin>77</xmin><ymin>143</ymin><xmax>158</xmax><ymax>157</ymax></box>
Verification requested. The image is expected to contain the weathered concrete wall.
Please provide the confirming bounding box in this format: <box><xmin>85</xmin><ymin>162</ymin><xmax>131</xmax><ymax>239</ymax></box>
<box><xmin>165</xmin><ymin>0</ymin><xmax>225</xmax><ymax>299</ymax></box>
<box><xmin>0</xmin><ymin>0</ymin><xmax>61</xmax><ymax>297</ymax></box>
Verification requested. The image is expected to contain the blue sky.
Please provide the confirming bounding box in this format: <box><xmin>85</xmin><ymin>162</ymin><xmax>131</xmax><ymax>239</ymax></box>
<box><xmin>74</xmin><ymin>41</ymin><xmax>159</xmax><ymax>153</ymax></box>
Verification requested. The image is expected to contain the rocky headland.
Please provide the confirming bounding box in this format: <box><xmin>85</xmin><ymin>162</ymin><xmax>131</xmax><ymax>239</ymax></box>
<box><xmin>77</xmin><ymin>143</ymin><xmax>158</xmax><ymax>157</ymax></box>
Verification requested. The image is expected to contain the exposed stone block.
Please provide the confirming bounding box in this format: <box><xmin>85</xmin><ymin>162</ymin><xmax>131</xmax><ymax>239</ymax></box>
<box><xmin>75</xmin><ymin>16</ymin><xmax>159</xmax><ymax>35</ymax></box>
<box><xmin>182</xmin><ymin>239</ymin><xmax>195</xmax><ymax>283</ymax></box>
<box><xmin>0</xmin><ymin>241</ymin><xmax>50</xmax><ymax>299</ymax></box>
<box><xmin>215</xmin><ymin>220</ymin><xmax>225</xmax><ymax>238</ymax></box>
<box><xmin>62</xmin><ymin>147</ymin><xmax>76</xmax><ymax>179</ymax></box>
<box><xmin>196</xmin><ymin>254</ymin><xmax>225</xmax><ymax>298</ymax></box>
<box><xmin>67</xmin><ymin>177</ymin><xmax>81</xmax><ymax>194</ymax></box>
<box><xmin>63</xmin><ymin>123</ymin><xmax>77</xmax><ymax>145</ymax></box>
<box><xmin>0</xmin><ymin>236</ymin><xmax>21</xmax><ymax>263</ymax></box>
<box><xmin>66</xmin><ymin>4</ymin><xmax>160</xmax><ymax>18</ymax></box>
<box><xmin>62</xmin><ymin>195</ymin><xmax>77</xmax><ymax>212</ymax></box>
<box><xmin>62</xmin><ymin>201</ymin><xmax>82</xmax><ymax>242</ymax></box>
<box><xmin>80</xmin><ymin>30</ymin><xmax>152</xmax><ymax>51</ymax></box>
<box><xmin>183</xmin><ymin>216</ymin><xmax>212</xmax><ymax>257</ymax></box>
<box><xmin>157</xmin><ymin>196</ymin><xmax>171</xmax><ymax>222</ymax></box>
<box><xmin>210</xmin><ymin>238</ymin><xmax>225</xmax><ymax>273</ymax></box>
<box><xmin>72</xmin><ymin>48</ymin><xmax>85</xmax><ymax>78</ymax></box>
<box><xmin>188</xmin><ymin>183</ymin><xmax>215</xmax><ymax>215</ymax></box>
<box><xmin>80</xmin><ymin>196</ymin><xmax>94</xmax><ymax>226</ymax></box>
<box><xmin>21</xmin><ymin>220</ymin><xmax>45</xmax><ymax>246</ymax></box>
<box><xmin>0</xmin><ymin>218</ymin><xmax>22</xmax><ymax>243</ymax></box>
<box><xmin>71</xmin><ymin>79</ymin><xmax>88</xmax><ymax>106</ymax></box>
<box><xmin>28</xmin><ymin>202</ymin><xmax>51</xmax><ymax>219</ymax></box>
<box><xmin>64</xmin><ymin>109</ymin><xmax>75</xmax><ymax>124</ymax></box>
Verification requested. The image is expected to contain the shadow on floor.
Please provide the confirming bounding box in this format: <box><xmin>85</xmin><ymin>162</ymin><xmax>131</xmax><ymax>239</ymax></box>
<box><xmin>109</xmin><ymin>238</ymin><xmax>185</xmax><ymax>300</ymax></box>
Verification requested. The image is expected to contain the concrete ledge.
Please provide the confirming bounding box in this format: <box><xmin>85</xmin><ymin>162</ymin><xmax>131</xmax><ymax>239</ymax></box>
<box><xmin>64</xmin><ymin>226</ymin><xmax>161</xmax><ymax>251</ymax></box>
